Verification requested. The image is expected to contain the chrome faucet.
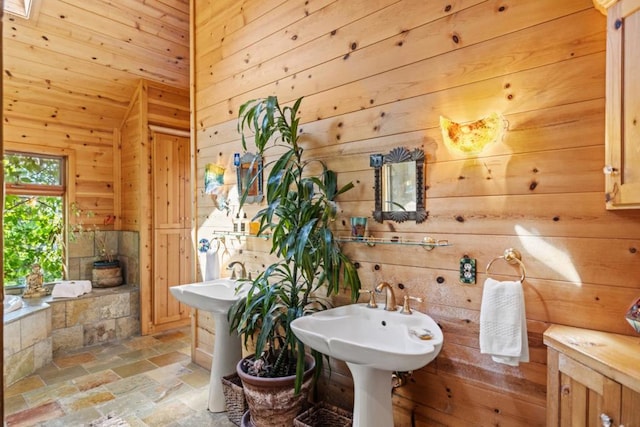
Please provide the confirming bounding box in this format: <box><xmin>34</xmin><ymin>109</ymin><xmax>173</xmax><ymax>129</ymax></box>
<box><xmin>375</xmin><ymin>282</ymin><xmax>398</xmax><ymax>311</ymax></box>
<box><xmin>227</xmin><ymin>261</ymin><xmax>247</xmax><ymax>280</ymax></box>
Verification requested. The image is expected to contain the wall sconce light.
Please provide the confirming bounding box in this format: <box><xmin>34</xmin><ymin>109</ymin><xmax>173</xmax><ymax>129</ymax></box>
<box><xmin>439</xmin><ymin>112</ymin><xmax>505</xmax><ymax>156</ymax></box>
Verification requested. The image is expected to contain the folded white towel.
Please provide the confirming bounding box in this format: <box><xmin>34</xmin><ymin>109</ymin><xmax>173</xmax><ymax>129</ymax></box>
<box><xmin>203</xmin><ymin>248</ymin><xmax>220</xmax><ymax>281</ymax></box>
<box><xmin>51</xmin><ymin>280</ymin><xmax>93</xmax><ymax>298</ymax></box>
<box><xmin>479</xmin><ymin>278</ymin><xmax>529</xmax><ymax>366</ymax></box>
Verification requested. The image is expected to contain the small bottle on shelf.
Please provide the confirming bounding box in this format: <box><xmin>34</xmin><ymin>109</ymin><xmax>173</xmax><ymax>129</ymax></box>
<box><xmin>233</xmin><ymin>213</ymin><xmax>240</xmax><ymax>233</ymax></box>
<box><xmin>240</xmin><ymin>212</ymin><xmax>247</xmax><ymax>233</ymax></box>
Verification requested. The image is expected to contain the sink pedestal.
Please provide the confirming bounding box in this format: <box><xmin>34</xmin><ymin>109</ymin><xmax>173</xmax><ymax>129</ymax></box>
<box><xmin>347</xmin><ymin>363</ymin><xmax>394</xmax><ymax>427</ymax></box>
<box><xmin>290</xmin><ymin>303</ymin><xmax>444</xmax><ymax>427</ymax></box>
<box><xmin>168</xmin><ymin>279</ymin><xmax>249</xmax><ymax>413</ymax></box>
<box><xmin>207</xmin><ymin>312</ymin><xmax>242</xmax><ymax>412</ymax></box>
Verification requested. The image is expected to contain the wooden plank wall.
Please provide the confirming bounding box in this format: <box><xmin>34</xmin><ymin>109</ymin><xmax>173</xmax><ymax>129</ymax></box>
<box><xmin>192</xmin><ymin>0</ymin><xmax>640</xmax><ymax>425</ymax></box>
<box><xmin>4</xmin><ymin>114</ymin><xmax>116</xmax><ymax>231</ymax></box>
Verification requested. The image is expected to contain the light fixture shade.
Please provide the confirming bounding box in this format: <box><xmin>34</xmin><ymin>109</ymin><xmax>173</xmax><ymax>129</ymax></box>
<box><xmin>440</xmin><ymin>112</ymin><xmax>505</xmax><ymax>155</ymax></box>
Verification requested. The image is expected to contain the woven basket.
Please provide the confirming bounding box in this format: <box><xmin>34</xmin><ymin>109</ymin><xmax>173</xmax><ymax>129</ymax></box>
<box><xmin>293</xmin><ymin>402</ymin><xmax>352</xmax><ymax>427</ymax></box>
<box><xmin>221</xmin><ymin>373</ymin><xmax>248</xmax><ymax>426</ymax></box>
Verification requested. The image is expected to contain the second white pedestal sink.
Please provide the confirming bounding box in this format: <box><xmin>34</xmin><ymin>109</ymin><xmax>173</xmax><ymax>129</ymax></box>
<box><xmin>291</xmin><ymin>303</ymin><xmax>443</xmax><ymax>427</ymax></box>
<box><xmin>169</xmin><ymin>278</ymin><xmax>249</xmax><ymax>412</ymax></box>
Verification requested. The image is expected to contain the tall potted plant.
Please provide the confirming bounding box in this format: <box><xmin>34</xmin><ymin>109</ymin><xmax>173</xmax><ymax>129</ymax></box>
<box><xmin>228</xmin><ymin>96</ymin><xmax>361</xmax><ymax>426</ymax></box>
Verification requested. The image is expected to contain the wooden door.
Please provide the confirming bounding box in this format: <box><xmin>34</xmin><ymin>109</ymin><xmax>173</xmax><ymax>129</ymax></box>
<box><xmin>151</xmin><ymin>131</ymin><xmax>192</xmax><ymax>328</ymax></box>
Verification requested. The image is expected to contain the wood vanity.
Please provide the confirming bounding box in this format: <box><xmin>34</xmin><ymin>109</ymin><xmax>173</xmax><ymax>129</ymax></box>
<box><xmin>544</xmin><ymin>325</ymin><xmax>640</xmax><ymax>426</ymax></box>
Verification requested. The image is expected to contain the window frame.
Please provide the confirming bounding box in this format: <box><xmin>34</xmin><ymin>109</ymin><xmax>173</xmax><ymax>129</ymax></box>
<box><xmin>3</xmin><ymin>146</ymin><xmax>75</xmax><ymax>282</ymax></box>
<box><xmin>5</xmin><ymin>151</ymin><xmax>65</xmax><ymax>197</ymax></box>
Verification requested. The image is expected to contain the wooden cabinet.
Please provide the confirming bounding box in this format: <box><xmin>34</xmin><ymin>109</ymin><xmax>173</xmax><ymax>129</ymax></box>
<box><xmin>544</xmin><ymin>325</ymin><xmax>640</xmax><ymax>427</ymax></box>
<box><xmin>152</xmin><ymin>131</ymin><xmax>192</xmax><ymax>326</ymax></box>
<box><xmin>596</xmin><ymin>0</ymin><xmax>640</xmax><ymax>208</ymax></box>
<box><xmin>118</xmin><ymin>80</ymin><xmax>192</xmax><ymax>334</ymax></box>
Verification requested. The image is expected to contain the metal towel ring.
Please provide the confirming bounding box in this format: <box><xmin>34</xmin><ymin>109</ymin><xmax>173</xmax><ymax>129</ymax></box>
<box><xmin>486</xmin><ymin>248</ymin><xmax>526</xmax><ymax>282</ymax></box>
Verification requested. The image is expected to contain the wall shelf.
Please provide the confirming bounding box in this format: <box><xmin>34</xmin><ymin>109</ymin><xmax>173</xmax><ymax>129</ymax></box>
<box><xmin>337</xmin><ymin>236</ymin><xmax>450</xmax><ymax>250</ymax></box>
<box><xmin>198</xmin><ymin>232</ymin><xmax>268</xmax><ymax>251</ymax></box>
<box><xmin>202</xmin><ymin>233</ymin><xmax>450</xmax><ymax>250</ymax></box>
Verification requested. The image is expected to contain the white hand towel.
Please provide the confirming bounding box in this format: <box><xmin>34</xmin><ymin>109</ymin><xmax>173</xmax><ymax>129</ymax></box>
<box><xmin>203</xmin><ymin>248</ymin><xmax>220</xmax><ymax>281</ymax></box>
<box><xmin>51</xmin><ymin>280</ymin><xmax>93</xmax><ymax>298</ymax></box>
<box><xmin>479</xmin><ymin>278</ymin><xmax>529</xmax><ymax>366</ymax></box>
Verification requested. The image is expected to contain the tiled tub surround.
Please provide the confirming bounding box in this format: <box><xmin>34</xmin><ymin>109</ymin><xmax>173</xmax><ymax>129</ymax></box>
<box><xmin>3</xmin><ymin>301</ymin><xmax>53</xmax><ymax>387</ymax></box>
<box><xmin>4</xmin><ymin>285</ymin><xmax>140</xmax><ymax>387</ymax></box>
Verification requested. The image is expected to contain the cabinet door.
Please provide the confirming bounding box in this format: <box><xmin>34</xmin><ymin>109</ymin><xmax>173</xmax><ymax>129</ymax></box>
<box><xmin>604</xmin><ymin>0</ymin><xmax>640</xmax><ymax>208</ymax></box>
<box><xmin>557</xmin><ymin>353</ymin><xmax>621</xmax><ymax>427</ymax></box>
<box><xmin>153</xmin><ymin>228</ymin><xmax>192</xmax><ymax>325</ymax></box>
<box><xmin>621</xmin><ymin>386</ymin><xmax>640</xmax><ymax>426</ymax></box>
<box><xmin>152</xmin><ymin>132</ymin><xmax>190</xmax><ymax>227</ymax></box>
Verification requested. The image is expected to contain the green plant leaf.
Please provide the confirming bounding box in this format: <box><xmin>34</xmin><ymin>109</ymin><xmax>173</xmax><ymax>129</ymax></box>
<box><xmin>229</xmin><ymin>95</ymin><xmax>361</xmax><ymax>385</ymax></box>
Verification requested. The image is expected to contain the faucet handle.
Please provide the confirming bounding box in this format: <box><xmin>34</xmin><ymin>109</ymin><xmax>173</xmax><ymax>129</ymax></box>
<box><xmin>358</xmin><ymin>289</ymin><xmax>378</xmax><ymax>308</ymax></box>
<box><xmin>401</xmin><ymin>295</ymin><xmax>423</xmax><ymax>314</ymax></box>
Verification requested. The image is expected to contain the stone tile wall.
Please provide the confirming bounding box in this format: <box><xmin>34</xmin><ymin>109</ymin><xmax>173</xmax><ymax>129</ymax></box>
<box><xmin>51</xmin><ymin>285</ymin><xmax>140</xmax><ymax>354</ymax></box>
<box><xmin>67</xmin><ymin>230</ymin><xmax>139</xmax><ymax>286</ymax></box>
<box><xmin>3</xmin><ymin>304</ymin><xmax>52</xmax><ymax>386</ymax></box>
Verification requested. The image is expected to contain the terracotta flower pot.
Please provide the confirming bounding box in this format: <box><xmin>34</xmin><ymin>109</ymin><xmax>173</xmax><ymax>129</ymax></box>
<box><xmin>237</xmin><ymin>355</ymin><xmax>315</xmax><ymax>427</ymax></box>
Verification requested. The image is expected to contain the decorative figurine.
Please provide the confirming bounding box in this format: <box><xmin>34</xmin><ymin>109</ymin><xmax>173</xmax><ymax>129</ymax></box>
<box><xmin>22</xmin><ymin>263</ymin><xmax>48</xmax><ymax>298</ymax></box>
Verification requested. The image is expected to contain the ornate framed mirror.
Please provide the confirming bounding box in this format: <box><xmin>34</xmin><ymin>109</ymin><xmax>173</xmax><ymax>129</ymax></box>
<box><xmin>371</xmin><ymin>147</ymin><xmax>427</xmax><ymax>223</ymax></box>
<box><xmin>236</xmin><ymin>152</ymin><xmax>264</xmax><ymax>203</ymax></box>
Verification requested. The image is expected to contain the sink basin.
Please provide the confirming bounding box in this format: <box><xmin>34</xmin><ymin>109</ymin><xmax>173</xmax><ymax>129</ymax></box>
<box><xmin>291</xmin><ymin>303</ymin><xmax>442</xmax><ymax>371</ymax></box>
<box><xmin>169</xmin><ymin>278</ymin><xmax>249</xmax><ymax>313</ymax></box>
<box><xmin>291</xmin><ymin>303</ymin><xmax>443</xmax><ymax>427</ymax></box>
<box><xmin>170</xmin><ymin>278</ymin><xmax>250</xmax><ymax>413</ymax></box>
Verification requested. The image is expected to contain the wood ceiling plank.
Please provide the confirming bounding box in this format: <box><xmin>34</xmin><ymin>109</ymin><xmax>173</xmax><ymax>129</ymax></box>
<box><xmin>3</xmin><ymin>122</ymin><xmax>113</xmax><ymax>147</ymax></box>
<box><xmin>5</xmin><ymin>21</ymin><xmax>188</xmax><ymax>86</ymax></box>
<box><xmin>58</xmin><ymin>0</ymin><xmax>188</xmax><ymax>47</ymax></box>
<box><xmin>88</xmin><ymin>0</ymin><xmax>190</xmax><ymax>33</ymax></box>
<box><xmin>39</xmin><ymin>0</ymin><xmax>189</xmax><ymax>56</ymax></box>
<box><xmin>4</xmin><ymin>54</ymin><xmax>135</xmax><ymax>102</ymax></box>
<box><xmin>5</xmin><ymin>101</ymin><xmax>123</xmax><ymax>131</ymax></box>
<box><xmin>4</xmin><ymin>81</ymin><xmax>128</xmax><ymax>121</ymax></box>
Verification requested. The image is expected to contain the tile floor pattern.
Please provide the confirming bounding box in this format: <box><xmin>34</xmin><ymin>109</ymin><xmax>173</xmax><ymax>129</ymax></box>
<box><xmin>4</xmin><ymin>327</ymin><xmax>236</xmax><ymax>427</ymax></box>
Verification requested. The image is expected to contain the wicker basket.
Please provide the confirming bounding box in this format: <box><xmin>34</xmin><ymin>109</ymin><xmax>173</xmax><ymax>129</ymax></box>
<box><xmin>221</xmin><ymin>373</ymin><xmax>248</xmax><ymax>426</ymax></box>
<box><xmin>293</xmin><ymin>401</ymin><xmax>352</xmax><ymax>427</ymax></box>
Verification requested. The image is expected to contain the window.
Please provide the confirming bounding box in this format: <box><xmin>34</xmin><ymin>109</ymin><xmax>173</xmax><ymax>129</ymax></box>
<box><xmin>3</xmin><ymin>152</ymin><xmax>65</xmax><ymax>285</ymax></box>
<box><xmin>3</xmin><ymin>0</ymin><xmax>33</xmax><ymax>19</ymax></box>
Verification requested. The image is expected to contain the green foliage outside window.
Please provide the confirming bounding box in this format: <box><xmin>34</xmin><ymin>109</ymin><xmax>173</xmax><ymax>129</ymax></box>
<box><xmin>3</xmin><ymin>195</ymin><xmax>64</xmax><ymax>284</ymax></box>
<box><xmin>3</xmin><ymin>152</ymin><xmax>65</xmax><ymax>286</ymax></box>
<box><xmin>4</xmin><ymin>152</ymin><xmax>62</xmax><ymax>186</ymax></box>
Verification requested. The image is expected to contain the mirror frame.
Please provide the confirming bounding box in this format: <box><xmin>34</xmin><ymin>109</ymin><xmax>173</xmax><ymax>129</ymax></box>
<box><xmin>371</xmin><ymin>147</ymin><xmax>427</xmax><ymax>223</ymax></box>
<box><xmin>236</xmin><ymin>152</ymin><xmax>264</xmax><ymax>203</ymax></box>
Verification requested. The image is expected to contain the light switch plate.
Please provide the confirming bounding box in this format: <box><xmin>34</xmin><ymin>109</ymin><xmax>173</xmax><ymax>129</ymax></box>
<box><xmin>459</xmin><ymin>257</ymin><xmax>476</xmax><ymax>285</ymax></box>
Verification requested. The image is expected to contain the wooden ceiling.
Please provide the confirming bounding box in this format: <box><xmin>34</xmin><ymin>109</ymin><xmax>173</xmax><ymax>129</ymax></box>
<box><xmin>2</xmin><ymin>0</ymin><xmax>190</xmax><ymax>133</ymax></box>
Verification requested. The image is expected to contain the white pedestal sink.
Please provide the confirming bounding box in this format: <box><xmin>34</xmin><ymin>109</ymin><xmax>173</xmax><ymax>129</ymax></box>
<box><xmin>291</xmin><ymin>303</ymin><xmax>443</xmax><ymax>427</ymax></box>
<box><xmin>169</xmin><ymin>278</ymin><xmax>249</xmax><ymax>412</ymax></box>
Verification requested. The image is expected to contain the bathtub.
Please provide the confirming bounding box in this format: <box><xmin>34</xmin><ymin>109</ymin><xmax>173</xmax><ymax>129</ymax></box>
<box><xmin>4</xmin><ymin>294</ymin><xmax>24</xmax><ymax>314</ymax></box>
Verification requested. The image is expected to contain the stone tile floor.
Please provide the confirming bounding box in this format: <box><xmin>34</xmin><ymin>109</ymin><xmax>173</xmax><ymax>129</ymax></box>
<box><xmin>4</xmin><ymin>327</ymin><xmax>236</xmax><ymax>427</ymax></box>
